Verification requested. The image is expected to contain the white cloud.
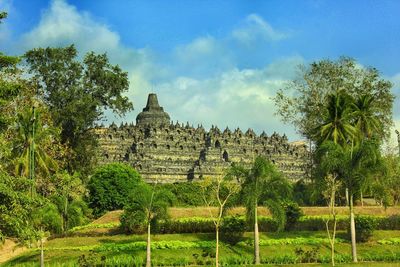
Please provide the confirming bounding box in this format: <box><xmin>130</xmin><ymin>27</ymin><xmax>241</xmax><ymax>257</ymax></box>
<box><xmin>232</xmin><ymin>14</ymin><xmax>288</xmax><ymax>44</ymax></box>
<box><xmin>14</xmin><ymin>1</ymin><xmax>302</xmax><ymax>140</ymax></box>
<box><xmin>21</xmin><ymin>0</ymin><xmax>120</xmax><ymax>53</ymax></box>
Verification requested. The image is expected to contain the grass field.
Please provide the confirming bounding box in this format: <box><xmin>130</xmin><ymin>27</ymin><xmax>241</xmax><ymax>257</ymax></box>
<box><xmin>3</xmin><ymin>230</ymin><xmax>400</xmax><ymax>266</ymax></box>
<box><xmin>2</xmin><ymin>207</ymin><xmax>400</xmax><ymax>266</ymax></box>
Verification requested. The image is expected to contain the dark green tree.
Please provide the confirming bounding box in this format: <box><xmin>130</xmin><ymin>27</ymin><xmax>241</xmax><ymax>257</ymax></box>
<box><xmin>24</xmin><ymin>45</ymin><xmax>133</xmax><ymax>175</ymax></box>
<box><xmin>87</xmin><ymin>163</ymin><xmax>142</xmax><ymax>217</ymax></box>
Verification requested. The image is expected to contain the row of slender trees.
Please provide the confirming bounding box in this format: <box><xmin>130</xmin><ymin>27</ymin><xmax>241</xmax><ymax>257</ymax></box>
<box><xmin>122</xmin><ymin>157</ymin><xmax>290</xmax><ymax>267</ymax></box>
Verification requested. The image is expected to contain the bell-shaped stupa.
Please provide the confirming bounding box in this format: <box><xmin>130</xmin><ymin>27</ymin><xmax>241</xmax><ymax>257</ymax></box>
<box><xmin>136</xmin><ymin>93</ymin><xmax>171</xmax><ymax>126</ymax></box>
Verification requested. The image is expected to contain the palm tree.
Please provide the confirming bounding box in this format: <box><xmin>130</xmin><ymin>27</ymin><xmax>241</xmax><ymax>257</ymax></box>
<box><xmin>122</xmin><ymin>182</ymin><xmax>173</xmax><ymax>267</ymax></box>
<box><xmin>12</xmin><ymin>107</ymin><xmax>58</xmax><ymax>194</ymax></box>
<box><xmin>315</xmin><ymin>139</ymin><xmax>380</xmax><ymax>263</ymax></box>
<box><xmin>314</xmin><ymin>92</ymin><xmax>357</xmax><ymax>146</ymax></box>
<box><xmin>231</xmin><ymin>156</ymin><xmax>291</xmax><ymax>265</ymax></box>
<box><xmin>350</xmin><ymin>93</ymin><xmax>382</xmax><ymax>140</ymax></box>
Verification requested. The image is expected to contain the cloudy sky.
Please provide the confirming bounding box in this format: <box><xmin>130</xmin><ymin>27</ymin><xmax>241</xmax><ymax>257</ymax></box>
<box><xmin>0</xmin><ymin>0</ymin><xmax>399</xmax><ymax>144</ymax></box>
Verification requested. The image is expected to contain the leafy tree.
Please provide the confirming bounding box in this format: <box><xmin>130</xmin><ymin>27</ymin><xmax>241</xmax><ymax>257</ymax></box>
<box><xmin>24</xmin><ymin>45</ymin><xmax>133</xmax><ymax>175</ymax></box>
<box><xmin>0</xmin><ymin>171</ymin><xmax>41</xmax><ymax>244</ymax></box>
<box><xmin>200</xmin><ymin>172</ymin><xmax>240</xmax><ymax>267</ymax></box>
<box><xmin>274</xmin><ymin>57</ymin><xmax>394</xmax><ymax>142</ymax></box>
<box><xmin>372</xmin><ymin>154</ymin><xmax>400</xmax><ymax>206</ymax></box>
<box><xmin>50</xmin><ymin>172</ymin><xmax>87</xmax><ymax>233</ymax></box>
<box><xmin>121</xmin><ymin>183</ymin><xmax>174</xmax><ymax>267</ymax></box>
<box><xmin>87</xmin><ymin>163</ymin><xmax>142</xmax><ymax>217</ymax></box>
<box><xmin>231</xmin><ymin>156</ymin><xmax>291</xmax><ymax>265</ymax></box>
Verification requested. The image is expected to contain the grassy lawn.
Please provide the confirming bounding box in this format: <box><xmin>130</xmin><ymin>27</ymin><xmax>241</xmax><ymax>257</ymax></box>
<box><xmin>4</xmin><ymin>230</ymin><xmax>400</xmax><ymax>266</ymax></box>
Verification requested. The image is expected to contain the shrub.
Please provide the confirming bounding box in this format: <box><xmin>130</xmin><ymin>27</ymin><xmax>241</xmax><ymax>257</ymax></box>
<box><xmin>353</xmin><ymin>215</ymin><xmax>378</xmax><ymax>242</ymax></box>
<box><xmin>160</xmin><ymin>183</ymin><xmax>204</xmax><ymax>206</ymax></box>
<box><xmin>220</xmin><ymin>215</ymin><xmax>246</xmax><ymax>245</ymax></box>
<box><xmin>87</xmin><ymin>163</ymin><xmax>142</xmax><ymax>217</ymax></box>
<box><xmin>294</xmin><ymin>247</ymin><xmax>320</xmax><ymax>263</ymax></box>
<box><xmin>283</xmin><ymin>202</ymin><xmax>303</xmax><ymax>230</ymax></box>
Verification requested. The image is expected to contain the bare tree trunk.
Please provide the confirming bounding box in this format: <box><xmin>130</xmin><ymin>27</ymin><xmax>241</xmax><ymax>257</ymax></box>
<box><xmin>349</xmin><ymin>194</ymin><xmax>357</xmax><ymax>262</ymax></box>
<box><xmin>254</xmin><ymin>204</ymin><xmax>260</xmax><ymax>265</ymax></box>
<box><xmin>215</xmin><ymin>225</ymin><xmax>219</xmax><ymax>267</ymax></box>
<box><xmin>146</xmin><ymin>223</ymin><xmax>151</xmax><ymax>267</ymax></box>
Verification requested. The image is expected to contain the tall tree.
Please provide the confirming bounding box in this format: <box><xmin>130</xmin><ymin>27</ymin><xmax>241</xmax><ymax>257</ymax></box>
<box><xmin>274</xmin><ymin>57</ymin><xmax>394</xmax><ymax>142</ymax></box>
<box><xmin>121</xmin><ymin>183</ymin><xmax>174</xmax><ymax>267</ymax></box>
<box><xmin>24</xmin><ymin>45</ymin><xmax>133</xmax><ymax>175</ymax></box>
<box><xmin>200</xmin><ymin>172</ymin><xmax>240</xmax><ymax>267</ymax></box>
<box><xmin>231</xmin><ymin>156</ymin><xmax>291</xmax><ymax>265</ymax></box>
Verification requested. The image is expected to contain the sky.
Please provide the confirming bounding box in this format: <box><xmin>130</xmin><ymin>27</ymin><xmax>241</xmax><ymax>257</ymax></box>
<box><xmin>0</xmin><ymin>0</ymin><xmax>399</xmax><ymax>146</ymax></box>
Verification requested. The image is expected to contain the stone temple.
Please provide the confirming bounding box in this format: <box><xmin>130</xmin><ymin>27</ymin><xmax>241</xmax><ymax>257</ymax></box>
<box><xmin>95</xmin><ymin>93</ymin><xmax>309</xmax><ymax>183</ymax></box>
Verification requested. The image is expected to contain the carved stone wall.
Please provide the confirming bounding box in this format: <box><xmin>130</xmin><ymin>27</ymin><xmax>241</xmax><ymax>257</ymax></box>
<box><xmin>95</xmin><ymin>93</ymin><xmax>309</xmax><ymax>183</ymax></box>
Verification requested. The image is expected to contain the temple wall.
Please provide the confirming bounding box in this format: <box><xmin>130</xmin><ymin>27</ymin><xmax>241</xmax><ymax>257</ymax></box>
<box><xmin>95</xmin><ymin>122</ymin><xmax>309</xmax><ymax>183</ymax></box>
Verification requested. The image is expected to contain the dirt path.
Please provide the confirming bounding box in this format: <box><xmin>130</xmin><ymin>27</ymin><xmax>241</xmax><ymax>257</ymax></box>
<box><xmin>0</xmin><ymin>239</ymin><xmax>28</xmax><ymax>264</ymax></box>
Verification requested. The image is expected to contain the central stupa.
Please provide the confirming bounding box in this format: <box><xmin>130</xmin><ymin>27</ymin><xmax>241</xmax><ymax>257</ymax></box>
<box><xmin>136</xmin><ymin>93</ymin><xmax>171</xmax><ymax>126</ymax></box>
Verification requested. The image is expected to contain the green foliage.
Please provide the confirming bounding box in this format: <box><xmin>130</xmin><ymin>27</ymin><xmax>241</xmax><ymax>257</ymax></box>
<box><xmin>0</xmin><ymin>171</ymin><xmax>42</xmax><ymax>244</ymax></box>
<box><xmin>353</xmin><ymin>215</ymin><xmax>378</xmax><ymax>242</ymax></box>
<box><xmin>160</xmin><ymin>183</ymin><xmax>203</xmax><ymax>206</ymax></box>
<box><xmin>283</xmin><ymin>202</ymin><xmax>304</xmax><ymax>231</ymax></box>
<box><xmin>232</xmin><ymin>156</ymin><xmax>292</xmax><ymax>229</ymax></box>
<box><xmin>220</xmin><ymin>215</ymin><xmax>246</xmax><ymax>245</ymax></box>
<box><xmin>34</xmin><ymin>202</ymin><xmax>63</xmax><ymax>234</ymax></box>
<box><xmin>121</xmin><ymin>182</ymin><xmax>174</xmax><ymax>234</ymax></box>
<box><xmin>294</xmin><ymin>247</ymin><xmax>320</xmax><ymax>263</ymax></box>
<box><xmin>24</xmin><ymin>45</ymin><xmax>133</xmax><ymax>174</ymax></box>
<box><xmin>87</xmin><ymin>163</ymin><xmax>141</xmax><ymax>217</ymax></box>
<box><xmin>274</xmin><ymin>57</ymin><xmax>394</xmax><ymax>141</ymax></box>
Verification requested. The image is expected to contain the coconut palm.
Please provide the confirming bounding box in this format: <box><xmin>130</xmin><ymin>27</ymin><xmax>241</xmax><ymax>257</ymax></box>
<box><xmin>350</xmin><ymin>93</ymin><xmax>382</xmax><ymax>140</ymax></box>
<box><xmin>314</xmin><ymin>92</ymin><xmax>357</xmax><ymax>146</ymax></box>
<box><xmin>231</xmin><ymin>156</ymin><xmax>291</xmax><ymax>265</ymax></box>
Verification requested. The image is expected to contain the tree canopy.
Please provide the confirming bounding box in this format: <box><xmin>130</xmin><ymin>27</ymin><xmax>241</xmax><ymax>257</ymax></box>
<box><xmin>274</xmin><ymin>57</ymin><xmax>394</xmax><ymax>142</ymax></box>
<box><xmin>23</xmin><ymin>45</ymin><xmax>133</xmax><ymax>174</ymax></box>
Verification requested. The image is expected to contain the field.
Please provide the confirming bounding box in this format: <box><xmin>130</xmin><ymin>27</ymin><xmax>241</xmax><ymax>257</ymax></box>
<box><xmin>2</xmin><ymin>206</ymin><xmax>400</xmax><ymax>266</ymax></box>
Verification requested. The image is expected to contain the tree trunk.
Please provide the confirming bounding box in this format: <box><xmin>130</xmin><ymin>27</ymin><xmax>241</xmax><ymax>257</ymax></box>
<box><xmin>146</xmin><ymin>223</ymin><xmax>151</xmax><ymax>267</ymax></box>
<box><xmin>349</xmin><ymin>194</ymin><xmax>357</xmax><ymax>262</ymax></box>
<box><xmin>63</xmin><ymin>197</ymin><xmax>68</xmax><ymax>233</ymax></box>
<box><xmin>215</xmin><ymin>225</ymin><xmax>219</xmax><ymax>267</ymax></box>
<box><xmin>40</xmin><ymin>236</ymin><xmax>44</xmax><ymax>267</ymax></box>
<box><xmin>360</xmin><ymin>191</ymin><xmax>364</xmax><ymax>207</ymax></box>
<box><xmin>254</xmin><ymin>204</ymin><xmax>260</xmax><ymax>265</ymax></box>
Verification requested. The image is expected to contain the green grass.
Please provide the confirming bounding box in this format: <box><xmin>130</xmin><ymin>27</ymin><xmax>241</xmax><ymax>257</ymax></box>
<box><xmin>4</xmin><ymin>230</ymin><xmax>400</xmax><ymax>266</ymax></box>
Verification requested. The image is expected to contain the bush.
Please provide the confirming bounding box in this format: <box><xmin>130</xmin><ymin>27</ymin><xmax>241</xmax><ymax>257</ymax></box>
<box><xmin>87</xmin><ymin>163</ymin><xmax>142</xmax><ymax>217</ymax></box>
<box><xmin>220</xmin><ymin>215</ymin><xmax>246</xmax><ymax>245</ymax></box>
<box><xmin>353</xmin><ymin>215</ymin><xmax>378</xmax><ymax>242</ymax></box>
<box><xmin>160</xmin><ymin>183</ymin><xmax>204</xmax><ymax>206</ymax></box>
<box><xmin>283</xmin><ymin>202</ymin><xmax>303</xmax><ymax>230</ymax></box>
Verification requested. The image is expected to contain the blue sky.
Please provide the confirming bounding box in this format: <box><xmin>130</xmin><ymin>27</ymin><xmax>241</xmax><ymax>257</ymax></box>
<box><xmin>0</xmin><ymin>0</ymin><xmax>399</xmax><ymax>145</ymax></box>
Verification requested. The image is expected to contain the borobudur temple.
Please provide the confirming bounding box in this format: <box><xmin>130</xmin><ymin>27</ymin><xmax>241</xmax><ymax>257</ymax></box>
<box><xmin>94</xmin><ymin>93</ymin><xmax>309</xmax><ymax>183</ymax></box>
